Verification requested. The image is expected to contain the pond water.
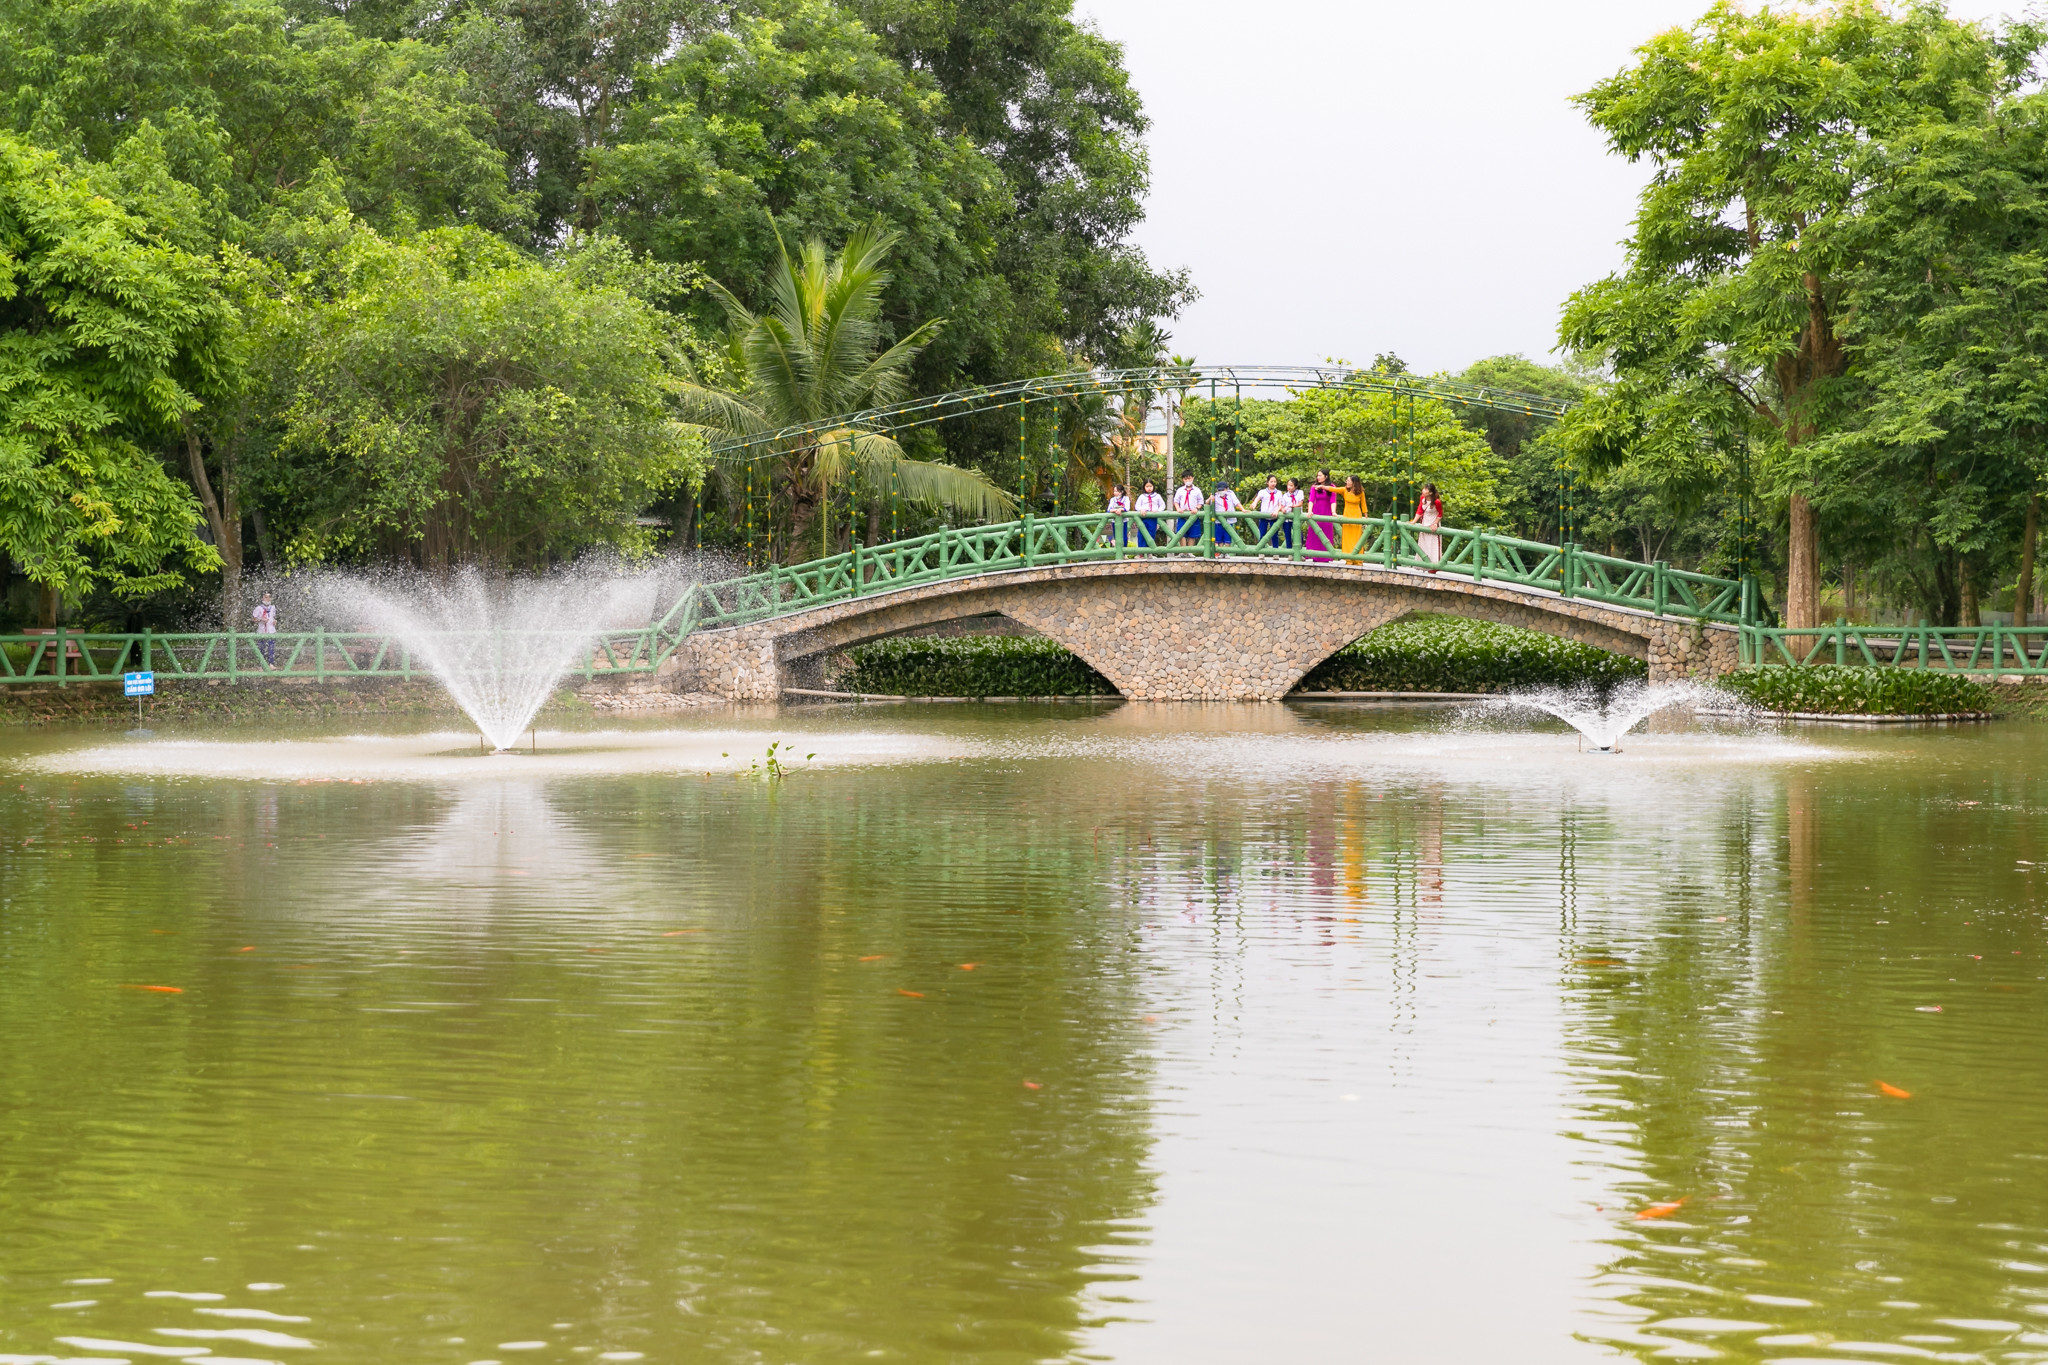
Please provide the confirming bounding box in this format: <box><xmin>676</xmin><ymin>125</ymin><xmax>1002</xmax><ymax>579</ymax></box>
<box><xmin>3</xmin><ymin>703</ymin><xmax>2046</xmax><ymax>1365</ymax></box>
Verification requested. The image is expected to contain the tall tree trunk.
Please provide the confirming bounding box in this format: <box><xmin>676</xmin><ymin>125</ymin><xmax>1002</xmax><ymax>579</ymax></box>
<box><xmin>864</xmin><ymin>498</ymin><xmax>883</xmax><ymax>548</ymax></box>
<box><xmin>38</xmin><ymin>584</ymin><xmax>58</xmax><ymax>628</ymax></box>
<box><xmin>1841</xmin><ymin>563</ymin><xmax>1856</xmax><ymax>624</ymax></box>
<box><xmin>678</xmin><ymin>489</ymin><xmax>699</xmax><ymax>551</ymax></box>
<box><xmin>1961</xmin><ymin>559</ymin><xmax>1981</xmax><ymax>627</ymax></box>
<box><xmin>1930</xmin><ymin>553</ymin><xmax>1961</xmax><ymax>626</ymax></box>
<box><xmin>1786</xmin><ymin>494</ymin><xmax>1819</xmax><ymax>628</ymax></box>
<box><xmin>183</xmin><ymin>424</ymin><xmax>243</xmax><ymax>628</ymax></box>
<box><xmin>2017</xmin><ymin>493</ymin><xmax>2039</xmax><ymax>628</ymax></box>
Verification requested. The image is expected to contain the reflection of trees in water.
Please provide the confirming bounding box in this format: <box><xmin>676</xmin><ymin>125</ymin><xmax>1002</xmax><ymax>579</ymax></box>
<box><xmin>0</xmin><ymin>769</ymin><xmax>1158</xmax><ymax>1364</ymax></box>
<box><xmin>1555</xmin><ymin>765</ymin><xmax>2048</xmax><ymax>1359</ymax></box>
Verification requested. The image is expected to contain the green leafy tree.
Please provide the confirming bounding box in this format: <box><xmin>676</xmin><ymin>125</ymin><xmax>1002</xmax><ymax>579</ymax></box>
<box><xmin>254</xmin><ymin>221</ymin><xmax>706</xmax><ymax>567</ymax></box>
<box><xmin>0</xmin><ymin>134</ymin><xmax>224</xmax><ymax>621</ymax></box>
<box><xmin>1817</xmin><ymin>93</ymin><xmax>2048</xmax><ymax>624</ymax></box>
<box><xmin>680</xmin><ymin>221</ymin><xmax>1013</xmax><ymax>562</ymax></box>
<box><xmin>1455</xmin><ymin>356</ymin><xmax>1593</xmax><ymax>543</ymax></box>
<box><xmin>1559</xmin><ymin>0</ymin><xmax>2042</xmax><ymax>627</ymax></box>
<box><xmin>1243</xmin><ymin>388</ymin><xmax>1509</xmax><ymax>525</ymax></box>
<box><xmin>421</xmin><ymin>0</ymin><xmax>704</xmax><ymax>242</ymax></box>
<box><xmin>587</xmin><ymin>0</ymin><xmax>1007</xmax><ymax>382</ymax></box>
<box><xmin>845</xmin><ymin>0</ymin><xmax>1193</xmax><ymax>365</ymax></box>
<box><xmin>0</xmin><ymin>0</ymin><xmax>528</xmax><ymax>238</ymax></box>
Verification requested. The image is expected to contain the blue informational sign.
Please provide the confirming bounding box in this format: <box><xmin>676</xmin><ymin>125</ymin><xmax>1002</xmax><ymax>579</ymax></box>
<box><xmin>124</xmin><ymin>671</ymin><xmax>156</xmax><ymax>697</ymax></box>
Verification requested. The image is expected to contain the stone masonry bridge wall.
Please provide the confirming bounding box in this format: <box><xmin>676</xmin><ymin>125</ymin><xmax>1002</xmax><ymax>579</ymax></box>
<box><xmin>670</xmin><ymin>560</ymin><xmax>1741</xmax><ymax>702</ymax></box>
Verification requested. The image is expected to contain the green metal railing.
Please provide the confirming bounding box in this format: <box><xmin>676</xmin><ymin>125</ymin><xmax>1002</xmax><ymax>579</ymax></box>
<box><xmin>643</xmin><ymin>510</ymin><xmax>1750</xmax><ymax>652</ymax></box>
<box><xmin>0</xmin><ymin>625</ymin><xmax>665</xmax><ymax>688</ymax></box>
<box><xmin>0</xmin><ymin>512</ymin><xmax>1734</xmax><ymax>689</ymax></box>
<box><xmin>22</xmin><ymin>513</ymin><xmax>2038</xmax><ymax>688</ymax></box>
<box><xmin>1740</xmin><ymin>623</ymin><xmax>2048</xmax><ymax>675</ymax></box>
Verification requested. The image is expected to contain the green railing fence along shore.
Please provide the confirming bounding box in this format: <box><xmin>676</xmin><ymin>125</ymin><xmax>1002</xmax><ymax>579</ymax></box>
<box><xmin>9</xmin><ymin>511</ymin><xmax>2048</xmax><ymax>686</ymax></box>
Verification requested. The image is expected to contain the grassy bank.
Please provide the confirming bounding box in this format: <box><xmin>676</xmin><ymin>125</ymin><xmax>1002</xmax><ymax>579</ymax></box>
<box><xmin>838</xmin><ymin>636</ymin><xmax>1119</xmax><ymax>697</ymax></box>
<box><xmin>1720</xmin><ymin>664</ymin><xmax>1994</xmax><ymax>716</ymax></box>
<box><xmin>1298</xmin><ymin>615</ymin><xmax>1645</xmax><ymax>694</ymax></box>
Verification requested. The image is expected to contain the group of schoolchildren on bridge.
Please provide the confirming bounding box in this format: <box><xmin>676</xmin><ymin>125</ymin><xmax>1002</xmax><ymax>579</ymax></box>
<box><xmin>1103</xmin><ymin>469</ymin><xmax>1446</xmax><ymax>564</ymax></box>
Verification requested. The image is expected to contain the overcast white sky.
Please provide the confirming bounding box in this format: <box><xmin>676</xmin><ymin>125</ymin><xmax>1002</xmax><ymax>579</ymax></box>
<box><xmin>1076</xmin><ymin>0</ymin><xmax>2019</xmax><ymax>375</ymax></box>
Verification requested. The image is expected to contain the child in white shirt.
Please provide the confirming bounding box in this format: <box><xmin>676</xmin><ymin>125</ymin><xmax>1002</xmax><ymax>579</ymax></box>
<box><xmin>1211</xmin><ymin>481</ymin><xmax>1243</xmax><ymax>546</ymax></box>
<box><xmin>1133</xmin><ymin>480</ymin><xmax>1166</xmax><ymax>548</ymax></box>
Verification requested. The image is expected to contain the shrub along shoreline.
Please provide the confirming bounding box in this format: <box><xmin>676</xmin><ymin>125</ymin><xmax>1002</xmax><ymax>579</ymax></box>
<box><xmin>1296</xmin><ymin>616</ymin><xmax>1644</xmax><ymax>694</ymax></box>
<box><xmin>1716</xmin><ymin>665</ymin><xmax>1994</xmax><ymax>717</ymax></box>
<box><xmin>837</xmin><ymin>636</ymin><xmax>1119</xmax><ymax>698</ymax></box>
<box><xmin>836</xmin><ymin>616</ymin><xmax>1643</xmax><ymax>699</ymax></box>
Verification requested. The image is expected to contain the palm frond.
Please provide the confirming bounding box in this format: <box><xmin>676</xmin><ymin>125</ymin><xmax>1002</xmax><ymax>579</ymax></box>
<box><xmin>674</xmin><ymin>382</ymin><xmax>771</xmax><ymax>440</ymax></box>
<box><xmin>852</xmin><ymin>317</ymin><xmax>945</xmax><ymax>409</ymax></box>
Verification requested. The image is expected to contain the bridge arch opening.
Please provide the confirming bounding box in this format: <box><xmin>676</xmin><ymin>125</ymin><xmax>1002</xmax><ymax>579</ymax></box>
<box><xmin>681</xmin><ymin>559</ymin><xmax>1736</xmax><ymax>701</ymax></box>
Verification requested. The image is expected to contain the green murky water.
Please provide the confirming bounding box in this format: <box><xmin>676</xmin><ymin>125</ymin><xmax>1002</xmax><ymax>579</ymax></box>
<box><xmin>3</xmin><ymin>704</ymin><xmax>2046</xmax><ymax>1364</ymax></box>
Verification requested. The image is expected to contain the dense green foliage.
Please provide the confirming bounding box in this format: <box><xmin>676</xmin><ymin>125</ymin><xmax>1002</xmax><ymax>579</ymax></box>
<box><xmin>841</xmin><ymin>617</ymin><xmax>1650</xmax><ymax>699</ymax></box>
<box><xmin>680</xmin><ymin>222</ymin><xmax>1010</xmax><ymax>560</ymax></box>
<box><xmin>257</xmin><ymin>224</ymin><xmax>707</xmax><ymax>566</ymax></box>
<box><xmin>1298</xmin><ymin>616</ymin><xmax>1646</xmax><ymax>695</ymax></box>
<box><xmin>19</xmin><ymin>0</ymin><xmax>2048</xmax><ymax>661</ymax></box>
<box><xmin>1561</xmin><ymin>1</ymin><xmax>2048</xmax><ymax>629</ymax></box>
<box><xmin>0</xmin><ymin>0</ymin><xmax>1186</xmax><ymax>628</ymax></box>
<box><xmin>839</xmin><ymin>634</ymin><xmax>1116</xmax><ymax>697</ymax></box>
<box><xmin>1720</xmin><ymin>664</ymin><xmax>1993</xmax><ymax>716</ymax></box>
<box><xmin>0</xmin><ymin>134</ymin><xmax>223</xmax><ymax>618</ymax></box>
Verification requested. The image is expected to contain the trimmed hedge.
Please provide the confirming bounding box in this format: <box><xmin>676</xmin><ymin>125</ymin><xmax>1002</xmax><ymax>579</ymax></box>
<box><xmin>1719</xmin><ymin>664</ymin><xmax>1992</xmax><ymax>716</ymax></box>
<box><xmin>839</xmin><ymin>635</ymin><xmax>1118</xmax><ymax>697</ymax></box>
<box><xmin>1298</xmin><ymin>615</ymin><xmax>1645</xmax><ymax>693</ymax></box>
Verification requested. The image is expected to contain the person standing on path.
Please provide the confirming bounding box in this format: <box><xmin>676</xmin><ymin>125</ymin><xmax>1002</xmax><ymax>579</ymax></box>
<box><xmin>1305</xmin><ymin>469</ymin><xmax>1337</xmax><ymax>562</ymax></box>
<box><xmin>1416</xmin><ymin>482</ymin><xmax>1445</xmax><ymax>572</ymax></box>
<box><xmin>251</xmin><ymin>592</ymin><xmax>278</xmax><ymax>668</ymax></box>
<box><xmin>1134</xmin><ymin>479</ymin><xmax>1166</xmax><ymax>549</ymax></box>
<box><xmin>1172</xmin><ymin>473</ymin><xmax>1205</xmax><ymax>547</ymax></box>
<box><xmin>1339</xmin><ymin>476</ymin><xmax>1370</xmax><ymax>560</ymax></box>
<box><xmin>1253</xmin><ymin>475</ymin><xmax>1287</xmax><ymax>552</ymax></box>
<box><xmin>1284</xmin><ymin>478</ymin><xmax>1305</xmax><ymax>551</ymax></box>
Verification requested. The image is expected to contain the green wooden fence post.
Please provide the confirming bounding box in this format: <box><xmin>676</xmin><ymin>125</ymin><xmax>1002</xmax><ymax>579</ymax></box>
<box><xmin>228</xmin><ymin>627</ymin><xmax>238</xmax><ymax>684</ymax></box>
<box><xmin>142</xmin><ymin>627</ymin><xmax>153</xmax><ymax>674</ymax></box>
<box><xmin>1562</xmin><ymin>543</ymin><xmax>1577</xmax><ymax>599</ymax></box>
<box><xmin>1654</xmin><ymin>561</ymin><xmax>1669</xmax><ymax>615</ymax></box>
<box><xmin>53</xmin><ymin>625</ymin><xmax>67</xmax><ymax>687</ymax></box>
<box><xmin>851</xmin><ymin>542</ymin><xmax>864</xmax><ymax>596</ymax></box>
<box><xmin>1022</xmin><ymin>513</ymin><xmax>1035</xmax><ymax>568</ymax></box>
<box><xmin>316</xmin><ymin>625</ymin><xmax>326</xmax><ymax>681</ymax></box>
<box><xmin>1291</xmin><ymin>510</ymin><xmax>1304</xmax><ymax>562</ymax></box>
<box><xmin>1473</xmin><ymin>530</ymin><xmax>1487</xmax><ymax>584</ymax></box>
<box><xmin>1382</xmin><ymin>514</ymin><xmax>1396</xmax><ymax>569</ymax></box>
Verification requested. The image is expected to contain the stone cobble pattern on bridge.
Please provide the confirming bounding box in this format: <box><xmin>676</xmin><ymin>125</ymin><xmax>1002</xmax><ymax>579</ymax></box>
<box><xmin>671</xmin><ymin>559</ymin><xmax>1742</xmax><ymax>701</ymax></box>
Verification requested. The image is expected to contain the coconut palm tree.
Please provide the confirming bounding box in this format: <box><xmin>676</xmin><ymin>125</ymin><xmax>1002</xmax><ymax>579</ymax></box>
<box><xmin>680</xmin><ymin>221</ymin><xmax>1014</xmax><ymax>561</ymax></box>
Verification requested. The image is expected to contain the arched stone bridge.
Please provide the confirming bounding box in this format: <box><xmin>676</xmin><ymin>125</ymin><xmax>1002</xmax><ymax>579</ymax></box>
<box><xmin>673</xmin><ymin>559</ymin><xmax>1742</xmax><ymax>701</ymax></box>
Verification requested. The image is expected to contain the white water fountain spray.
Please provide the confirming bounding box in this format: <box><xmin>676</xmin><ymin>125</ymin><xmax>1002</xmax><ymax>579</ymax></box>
<box><xmin>1490</xmin><ymin>679</ymin><xmax>1730</xmax><ymax>752</ymax></box>
<box><xmin>336</xmin><ymin>566</ymin><xmax>662</xmax><ymax>752</ymax></box>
